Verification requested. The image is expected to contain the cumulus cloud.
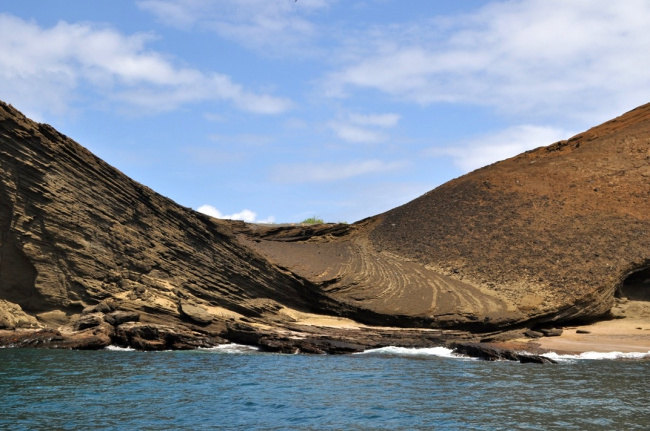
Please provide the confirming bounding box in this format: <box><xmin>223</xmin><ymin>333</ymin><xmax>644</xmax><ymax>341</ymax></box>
<box><xmin>429</xmin><ymin>125</ymin><xmax>571</xmax><ymax>172</ymax></box>
<box><xmin>138</xmin><ymin>0</ymin><xmax>332</xmax><ymax>55</ymax></box>
<box><xmin>328</xmin><ymin>123</ymin><xmax>386</xmax><ymax>144</ymax></box>
<box><xmin>0</xmin><ymin>14</ymin><xmax>291</xmax><ymax>116</ymax></box>
<box><xmin>325</xmin><ymin>0</ymin><xmax>650</xmax><ymax>121</ymax></box>
<box><xmin>271</xmin><ymin>159</ymin><xmax>407</xmax><ymax>183</ymax></box>
<box><xmin>197</xmin><ymin>205</ymin><xmax>275</xmax><ymax>223</ymax></box>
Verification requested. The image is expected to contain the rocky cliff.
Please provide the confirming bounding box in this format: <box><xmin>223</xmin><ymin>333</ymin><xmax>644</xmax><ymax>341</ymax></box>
<box><xmin>1</xmin><ymin>100</ymin><xmax>648</xmax><ymax>353</ymax></box>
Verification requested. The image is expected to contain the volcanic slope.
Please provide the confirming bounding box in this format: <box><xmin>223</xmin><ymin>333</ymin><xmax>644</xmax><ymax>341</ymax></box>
<box><xmin>241</xmin><ymin>103</ymin><xmax>650</xmax><ymax>330</ymax></box>
<box><xmin>1</xmin><ymin>101</ymin><xmax>382</xmax><ymax>348</ymax></box>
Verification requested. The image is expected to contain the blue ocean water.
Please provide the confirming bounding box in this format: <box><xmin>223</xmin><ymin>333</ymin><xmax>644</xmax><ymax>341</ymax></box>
<box><xmin>1</xmin><ymin>345</ymin><xmax>649</xmax><ymax>430</ymax></box>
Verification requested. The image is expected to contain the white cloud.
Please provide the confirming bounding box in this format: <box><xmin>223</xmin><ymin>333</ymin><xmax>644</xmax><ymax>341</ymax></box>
<box><xmin>329</xmin><ymin>111</ymin><xmax>400</xmax><ymax>143</ymax></box>
<box><xmin>271</xmin><ymin>159</ymin><xmax>407</xmax><ymax>183</ymax></box>
<box><xmin>329</xmin><ymin>122</ymin><xmax>386</xmax><ymax>144</ymax></box>
<box><xmin>0</xmin><ymin>14</ymin><xmax>291</xmax><ymax>116</ymax></box>
<box><xmin>348</xmin><ymin>113</ymin><xmax>400</xmax><ymax>128</ymax></box>
<box><xmin>325</xmin><ymin>0</ymin><xmax>650</xmax><ymax>121</ymax></box>
<box><xmin>429</xmin><ymin>125</ymin><xmax>571</xmax><ymax>172</ymax></box>
<box><xmin>138</xmin><ymin>0</ymin><xmax>332</xmax><ymax>55</ymax></box>
<box><xmin>197</xmin><ymin>204</ymin><xmax>275</xmax><ymax>223</ymax></box>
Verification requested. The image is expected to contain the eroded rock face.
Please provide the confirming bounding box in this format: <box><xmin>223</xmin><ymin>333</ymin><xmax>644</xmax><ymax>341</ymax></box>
<box><xmin>1</xmin><ymin>99</ymin><xmax>649</xmax><ymax>353</ymax></box>
<box><xmin>0</xmin><ymin>299</ymin><xmax>41</xmax><ymax>329</ymax></box>
<box><xmin>0</xmin><ymin>101</ymin><xmax>352</xmax><ymax>348</ymax></box>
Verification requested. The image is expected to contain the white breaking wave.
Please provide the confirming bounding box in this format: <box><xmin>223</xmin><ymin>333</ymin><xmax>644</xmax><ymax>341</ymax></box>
<box><xmin>198</xmin><ymin>343</ymin><xmax>260</xmax><ymax>353</ymax></box>
<box><xmin>357</xmin><ymin>346</ymin><xmax>462</xmax><ymax>358</ymax></box>
<box><xmin>544</xmin><ymin>350</ymin><xmax>650</xmax><ymax>361</ymax></box>
<box><xmin>104</xmin><ymin>345</ymin><xmax>136</xmax><ymax>352</ymax></box>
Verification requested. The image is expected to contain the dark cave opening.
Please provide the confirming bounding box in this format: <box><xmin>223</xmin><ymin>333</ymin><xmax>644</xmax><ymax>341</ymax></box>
<box><xmin>617</xmin><ymin>266</ymin><xmax>650</xmax><ymax>301</ymax></box>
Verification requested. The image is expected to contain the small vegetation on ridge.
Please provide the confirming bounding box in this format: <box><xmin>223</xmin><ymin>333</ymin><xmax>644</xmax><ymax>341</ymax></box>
<box><xmin>301</xmin><ymin>216</ymin><xmax>324</xmax><ymax>225</ymax></box>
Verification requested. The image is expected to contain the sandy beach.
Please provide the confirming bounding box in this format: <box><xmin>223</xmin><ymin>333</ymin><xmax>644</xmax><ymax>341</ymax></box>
<box><xmin>515</xmin><ymin>299</ymin><xmax>650</xmax><ymax>354</ymax></box>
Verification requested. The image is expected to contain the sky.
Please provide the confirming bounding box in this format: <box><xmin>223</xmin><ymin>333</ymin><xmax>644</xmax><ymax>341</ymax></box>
<box><xmin>2</xmin><ymin>0</ymin><xmax>650</xmax><ymax>223</ymax></box>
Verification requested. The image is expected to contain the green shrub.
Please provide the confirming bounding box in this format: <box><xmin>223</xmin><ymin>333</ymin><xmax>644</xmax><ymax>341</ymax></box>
<box><xmin>301</xmin><ymin>216</ymin><xmax>324</xmax><ymax>225</ymax></box>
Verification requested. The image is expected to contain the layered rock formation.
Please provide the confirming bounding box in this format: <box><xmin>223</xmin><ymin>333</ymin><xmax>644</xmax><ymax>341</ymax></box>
<box><xmin>1</xmin><ymin>100</ymin><xmax>649</xmax><ymax>353</ymax></box>
<box><xmin>241</xmin><ymin>104</ymin><xmax>650</xmax><ymax>333</ymax></box>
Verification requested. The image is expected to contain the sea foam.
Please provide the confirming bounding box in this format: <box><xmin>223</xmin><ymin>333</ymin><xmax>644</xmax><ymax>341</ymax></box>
<box><xmin>104</xmin><ymin>345</ymin><xmax>136</xmax><ymax>352</ymax></box>
<box><xmin>544</xmin><ymin>350</ymin><xmax>650</xmax><ymax>361</ymax></box>
<box><xmin>198</xmin><ymin>343</ymin><xmax>260</xmax><ymax>354</ymax></box>
<box><xmin>357</xmin><ymin>346</ymin><xmax>462</xmax><ymax>358</ymax></box>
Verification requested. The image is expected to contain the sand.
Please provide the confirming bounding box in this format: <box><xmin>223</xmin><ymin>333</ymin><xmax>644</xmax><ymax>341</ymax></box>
<box><xmin>515</xmin><ymin>299</ymin><xmax>650</xmax><ymax>354</ymax></box>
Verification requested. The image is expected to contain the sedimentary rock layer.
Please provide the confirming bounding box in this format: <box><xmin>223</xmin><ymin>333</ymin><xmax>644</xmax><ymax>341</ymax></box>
<box><xmin>0</xmin><ymin>101</ymin><xmax>351</xmax><ymax>343</ymax></box>
<box><xmin>1</xmin><ymin>100</ymin><xmax>649</xmax><ymax>353</ymax></box>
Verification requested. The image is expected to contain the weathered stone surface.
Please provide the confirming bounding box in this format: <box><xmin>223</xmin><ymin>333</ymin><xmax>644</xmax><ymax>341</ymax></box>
<box><xmin>73</xmin><ymin>312</ymin><xmax>105</xmax><ymax>331</ymax></box>
<box><xmin>36</xmin><ymin>310</ymin><xmax>69</xmax><ymax>326</ymax></box>
<box><xmin>104</xmin><ymin>311</ymin><xmax>140</xmax><ymax>326</ymax></box>
<box><xmin>82</xmin><ymin>301</ymin><xmax>114</xmax><ymax>315</ymax></box>
<box><xmin>539</xmin><ymin>328</ymin><xmax>563</xmax><ymax>337</ymax></box>
<box><xmin>0</xmin><ymin>299</ymin><xmax>41</xmax><ymax>329</ymax></box>
<box><xmin>179</xmin><ymin>301</ymin><xmax>213</xmax><ymax>325</ymax></box>
<box><xmin>524</xmin><ymin>330</ymin><xmax>544</xmax><ymax>338</ymax></box>
<box><xmin>113</xmin><ymin>322</ymin><xmax>225</xmax><ymax>351</ymax></box>
<box><xmin>0</xmin><ymin>326</ymin><xmax>112</xmax><ymax>349</ymax></box>
<box><xmin>452</xmin><ymin>342</ymin><xmax>557</xmax><ymax>364</ymax></box>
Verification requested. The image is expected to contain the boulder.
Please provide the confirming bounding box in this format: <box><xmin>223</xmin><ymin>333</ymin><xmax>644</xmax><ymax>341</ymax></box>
<box><xmin>0</xmin><ymin>299</ymin><xmax>41</xmax><ymax>330</ymax></box>
<box><xmin>540</xmin><ymin>328</ymin><xmax>563</xmax><ymax>337</ymax></box>
<box><xmin>113</xmin><ymin>322</ymin><xmax>224</xmax><ymax>350</ymax></box>
<box><xmin>0</xmin><ymin>327</ymin><xmax>112</xmax><ymax>350</ymax></box>
<box><xmin>452</xmin><ymin>342</ymin><xmax>557</xmax><ymax>364</ymax></box>
<box><xmin>82</xmin><ymin>301</ymin><xmax>114</xmax><ymax>315</ymax></box>
<box><xmin>179</xmin><ymin>301</ymin><xmax>213</xmax><ymax>325</ymax></box>
<box><xmin>73</xmin><ymin>312</ymin><xmax>105</xmax><ymax>330</ymax></box>
<box><xmin>104</xmin><ymin>311</ymin><xmax>140</xmax><ymax>326</ymax></box>
<box><xmin>524</xmin><ymin>330</ymin><xmax>544</xmax><ymax>338</ymax></box>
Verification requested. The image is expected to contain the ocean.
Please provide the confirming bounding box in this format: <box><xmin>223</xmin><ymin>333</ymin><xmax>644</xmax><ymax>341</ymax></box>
<box><xmin>1</xmin><ymin>346</ymin><xmax>649</xmax><ymax>430</ymax></box>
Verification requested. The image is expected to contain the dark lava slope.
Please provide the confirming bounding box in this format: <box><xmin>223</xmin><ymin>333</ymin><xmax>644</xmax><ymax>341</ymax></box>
<box><xmin>242</xmin><ymin>104</ymin><xmax>650</xmax><ymax>330</ymax></box>
<box><xmin>369</xmin><ymin>104</ymin><xmax>650</xmax><ymax>324</ymax></box>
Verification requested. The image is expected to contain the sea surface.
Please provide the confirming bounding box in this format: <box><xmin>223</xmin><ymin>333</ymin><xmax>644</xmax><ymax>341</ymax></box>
<box><xmin>1</xmin><ymin>345</ymin><xmax>649</xmax><ymax>430</ymax></box>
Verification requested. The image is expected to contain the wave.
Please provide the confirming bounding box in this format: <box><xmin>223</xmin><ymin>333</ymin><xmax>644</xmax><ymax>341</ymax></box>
<box><xmin>198</xmin><ymin>343</ymin><xmax>260</xmax><ymax>354</ymax></box>
<box><xmin>358</xmin><ymin>346</ymin><xmax>650</xmax><ymax>362</ymax></box>
<box><xmin>543</xmin><ymin>350</ymin><xmax>650</xmax><ymax>361</ymax></box>
<box><xmin>104</xmin><ymin>345</ymin><xmax>136</xmax><ymax>352</ymax></box>
<box><xmin>357</xmin><ymin>346</ymin><xmax>464</xmax><ymax>358</ymax></box>
<box><xmin>103</xmin><ymin>343</ymin><xmax>260</xmax><ymax>353</ymax></box>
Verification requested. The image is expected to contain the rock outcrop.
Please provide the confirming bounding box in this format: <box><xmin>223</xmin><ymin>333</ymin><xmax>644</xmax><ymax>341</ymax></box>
<box><xmin>1</xmin><ymin>100</ymin><xmax>649</xmax><ymax>354</ymax></box>
<box><xmin>0</xmin><ymin>299</ymin><xmax>41</xmax><ymax>329</ymax></box>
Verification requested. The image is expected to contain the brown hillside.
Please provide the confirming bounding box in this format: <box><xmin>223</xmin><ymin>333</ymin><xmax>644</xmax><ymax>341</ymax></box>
<box><xmin>243</xmin><ymin>104</ymin><xmax>650</xmax><ymax>330</ymax></box>
<box><xmin>370</xmin><ymin>104</ymin><xmax>650</xmax><ymax>323</ymax></box>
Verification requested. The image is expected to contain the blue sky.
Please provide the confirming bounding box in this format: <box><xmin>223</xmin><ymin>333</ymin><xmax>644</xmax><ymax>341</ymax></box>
<box><xmin>2</xmin><ymin>0</ymin><xmax>650</xmax><ymax>223</ymax></box>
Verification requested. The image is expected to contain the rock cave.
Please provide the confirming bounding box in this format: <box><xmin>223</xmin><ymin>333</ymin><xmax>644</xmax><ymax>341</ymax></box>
<box><xmin>618</xmin><ymin>265</ymin><xmax>650</xmax><ymax>301</ymax></box>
